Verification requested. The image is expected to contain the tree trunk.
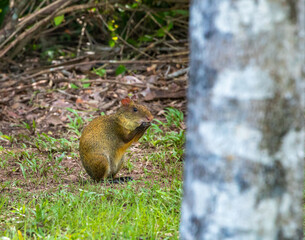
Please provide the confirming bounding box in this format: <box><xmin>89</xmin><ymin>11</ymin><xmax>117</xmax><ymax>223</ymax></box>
<box><xmin>180</xmin><ymin>0</ymin><xmax>304</xmax><ymax>239</ymax></box>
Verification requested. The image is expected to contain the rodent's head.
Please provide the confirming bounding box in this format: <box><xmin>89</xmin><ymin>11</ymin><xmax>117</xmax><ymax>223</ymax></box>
<box><xmin>116</xmin><ymin>97</ymin><xmax>153</xmax><ymax>131</ymax></box>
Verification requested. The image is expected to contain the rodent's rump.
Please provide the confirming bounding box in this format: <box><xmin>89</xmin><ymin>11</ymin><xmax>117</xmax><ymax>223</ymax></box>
<box><xmin>79</xmin><ymin>97</ymin><xmax>153</xmax><ymax>181</ymax></box>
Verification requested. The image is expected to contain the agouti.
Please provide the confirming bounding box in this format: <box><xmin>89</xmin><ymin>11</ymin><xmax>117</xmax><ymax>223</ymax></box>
<box><xmin>79</xmin><ymin>97</ymin><xmax>153</xmax><ymax>181</ymax></box>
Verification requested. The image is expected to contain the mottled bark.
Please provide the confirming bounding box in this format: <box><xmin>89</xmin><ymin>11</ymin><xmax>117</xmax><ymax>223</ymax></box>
<box><xmin>180</xmin><ymin>0</ymin><xmax>304</xmax><ymax>239</ymax></box>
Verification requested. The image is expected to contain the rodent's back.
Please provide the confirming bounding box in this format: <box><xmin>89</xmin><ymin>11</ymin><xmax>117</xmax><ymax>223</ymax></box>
<box><xmin>79</xmin><ymin>115</ymin><xmax>116</xmax><ymax>157</ymax></box>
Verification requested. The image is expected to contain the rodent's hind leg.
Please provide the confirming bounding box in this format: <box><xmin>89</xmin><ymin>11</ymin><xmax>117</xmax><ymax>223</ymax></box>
<box><xmin>83</xmin><ymin>153</ymin><xmax>110</xmax><ymax>181</ymax></box>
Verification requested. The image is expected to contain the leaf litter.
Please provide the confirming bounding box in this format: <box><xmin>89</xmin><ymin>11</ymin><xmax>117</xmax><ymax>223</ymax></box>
<box><xmin>0</xmin><ymin>57</ymin><xmax>187</xmax><ymax>196</ymax></box>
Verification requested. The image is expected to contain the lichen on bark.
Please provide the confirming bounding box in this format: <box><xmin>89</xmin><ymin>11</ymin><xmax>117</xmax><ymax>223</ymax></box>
<box><xmin>180</xmin><ymin>0</ymin><xmax>304</xmax><ymax>239</ymax></box>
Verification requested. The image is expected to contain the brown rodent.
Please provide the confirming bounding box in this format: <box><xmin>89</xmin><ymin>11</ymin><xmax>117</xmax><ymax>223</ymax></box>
<box><xmin>79</xmin><ymin>97</ymin><xmax>153</xmax><ymax>181</ymax></box>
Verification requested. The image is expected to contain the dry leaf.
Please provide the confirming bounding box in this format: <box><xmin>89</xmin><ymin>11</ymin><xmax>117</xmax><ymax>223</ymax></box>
<box><xmin>121</xmin><ymin>75</ymin><xmax>143</xmax><ymax>84</ymax></box>
<box><xmin>146</xmin><ymin>64</ymin><xmax>157</xmax><ymax>72</ymax></box>
<box><xmin>47</xmin><ymin>115</ymin><xmax>63</xmax><ymax>126</ymax></box>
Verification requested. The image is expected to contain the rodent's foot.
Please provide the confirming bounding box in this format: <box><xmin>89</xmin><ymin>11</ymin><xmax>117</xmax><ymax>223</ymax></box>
<box><xmin>109</xmin><ymin>176</ymin><xmax>134</xmax><ymax>184</ymax></box>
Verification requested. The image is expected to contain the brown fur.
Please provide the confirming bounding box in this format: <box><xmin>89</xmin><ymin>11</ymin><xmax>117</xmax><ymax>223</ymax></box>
<box><xmin>79</xmin><ymin>98</ymin><xmax>153</xmax><ymax>181</ymax></box>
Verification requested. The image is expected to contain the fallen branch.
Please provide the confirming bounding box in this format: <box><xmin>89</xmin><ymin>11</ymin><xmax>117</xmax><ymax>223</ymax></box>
<box><xmin>0</xmin><ymin>80</ymin><xmax>48</xmax><ymax>93</ymax></box>
<box><xmin>144</xmin><ymin>89</ymin><xmax>185</xmax><ymax>101</ymax></box>
<box><xmin>20</xmin><ymin>58</ymin><xmax>189</xmax><ymax>81</ymax></box>
<box><xmin>53</xmin><ymin>78</ymin><xmax>161</xmax><ymax>90</ymax></box>
<box><xmin>165</xmin><ymin>67</ymin><xmax>189</xmax><ymax>80</ymax></box>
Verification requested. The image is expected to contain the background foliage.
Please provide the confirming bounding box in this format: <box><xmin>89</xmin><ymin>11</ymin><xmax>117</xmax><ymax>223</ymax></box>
<box><xmin>0</xmin><ymin>0</ymin><xmax>188</xmax><ymax>62</ymax></box>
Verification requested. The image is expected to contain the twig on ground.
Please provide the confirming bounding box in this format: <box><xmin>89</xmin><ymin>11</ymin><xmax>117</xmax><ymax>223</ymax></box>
<box><xmin>77</xmin><ymin>20</ymin><xmax>87</xmax><ymax>57</ymax></box>
<box><xmin>20</xmin><ymin>58</ymin><xmax>189</xmax><ymax>81</ymax></box>
<box><xmin>157</xmin><ymin>50</ymin><xmax>189</xmax><ymax>59</ymax></box>
<box><xmin>0</xmin><ymin>80</ymin><xmax>48</xmax><ymax>93</ymax></box>
<box><xmin>53</xmin><ymin>78</ymin><xmax>161</xmax><ymax>90</ymax></box>
<box><xmin>133</xmin><ymin>39</ymin><xmax>164</xmax><ymax>60</ymax></box>
<box><xmin>165</xmin><ymin>67</ymin><xmax>189</xmax><ymax>80</ymax></box>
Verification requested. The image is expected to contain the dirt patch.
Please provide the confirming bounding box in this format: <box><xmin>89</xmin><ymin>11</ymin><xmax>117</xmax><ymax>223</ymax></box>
<box><xmin>0</xmin><ymin>143</ymin><xmax>183</xmax><ymax>196</ymax></box>
<box><xmin>0</xmin><ymin>48</ymin><xmax>187</xmax><ymax>196</ymax></box>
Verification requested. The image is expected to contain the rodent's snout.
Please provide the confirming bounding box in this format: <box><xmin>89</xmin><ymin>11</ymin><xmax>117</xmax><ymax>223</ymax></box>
<box><xmin>146</xmin><ymin>115</ymin><xmax>153</xmax><ymax>122</ymax></box>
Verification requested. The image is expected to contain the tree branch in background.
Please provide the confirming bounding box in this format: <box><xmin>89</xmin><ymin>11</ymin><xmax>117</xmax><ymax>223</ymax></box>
<box><xmin>0</xmin><ymin>0</ymin><xmax>73</xmax><ymax>58</ymax></box>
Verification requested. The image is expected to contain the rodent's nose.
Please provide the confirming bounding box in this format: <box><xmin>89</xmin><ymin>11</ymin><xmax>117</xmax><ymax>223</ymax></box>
<box><xmin>146</xmin><ymin>115</ymin><xmax>153</xmax><ymax>122</ymax></box>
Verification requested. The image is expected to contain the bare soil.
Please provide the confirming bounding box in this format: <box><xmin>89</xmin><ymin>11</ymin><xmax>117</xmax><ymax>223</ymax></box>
<box><xmin>0</xmin><ymin>59</ymin><xmax>187</xmax><ymax>195</ymax></box>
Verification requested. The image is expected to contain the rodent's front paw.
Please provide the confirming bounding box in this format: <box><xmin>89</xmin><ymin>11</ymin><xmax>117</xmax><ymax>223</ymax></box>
<box><xmin>135</xmin><ymin>122</ymin><xmax>151</xmax><ymax>131</ymax></box>
<box><xmin>141</xmin><ymin>122</ymin><xmax>151</xmax><ymax>128</ymax></box>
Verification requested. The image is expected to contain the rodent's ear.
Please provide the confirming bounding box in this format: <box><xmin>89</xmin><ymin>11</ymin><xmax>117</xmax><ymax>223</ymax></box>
<box><xmin>121</xmin><ymin>97</ymin><xmax>132</xmax><ymax>106</ymax></box>
<box><xmin>131</xmin><ymin>95</ymin><xmax>138</xmax><ymax>101</ymax></box>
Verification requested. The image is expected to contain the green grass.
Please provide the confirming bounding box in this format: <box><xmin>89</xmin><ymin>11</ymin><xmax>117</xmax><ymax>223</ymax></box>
<box><xmin>0</xmin><ymin>181</ymin><xmax>181</xmax><ymax>239</ymax></box>
<box><xmin>0</xmin><ymin>107</ymin><xmax>185</xmax><ymax>239</ymax></box>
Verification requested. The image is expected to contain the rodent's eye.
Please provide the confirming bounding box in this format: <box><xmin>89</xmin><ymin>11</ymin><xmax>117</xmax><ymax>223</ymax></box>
<box><xmin>133</xmin><ymin>107</ymin><xmax>138</xmax><ymax>112</ymax></box>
